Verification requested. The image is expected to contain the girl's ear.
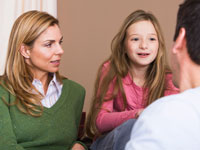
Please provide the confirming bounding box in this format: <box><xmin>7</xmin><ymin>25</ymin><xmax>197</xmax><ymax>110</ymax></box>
<box><xmin>19</xmin><ymin>44</ymin><xmax>30</xmax><ymax>58</ymax></box>
<box><xmin>172</xmin><ymin>27</ymin><xmax>187</xmax><ymax>54</ymax></box>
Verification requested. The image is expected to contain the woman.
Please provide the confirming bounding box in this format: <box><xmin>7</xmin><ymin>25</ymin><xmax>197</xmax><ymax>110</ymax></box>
<box><xmin>0</xmin><ymin>10</ymin><xmax>86</xmax><ymax>150</ymax></box>
<box><xmin>85</xmin><ymin>10</ymin><xmax>179</xmax><ymax>150</ymax></box>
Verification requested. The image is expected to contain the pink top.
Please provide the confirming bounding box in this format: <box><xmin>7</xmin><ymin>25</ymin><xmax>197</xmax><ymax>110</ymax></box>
<box><xmin>96</xmin><ymin>62</ymin><xmax>179</xmax><ymax>133</ymax></box>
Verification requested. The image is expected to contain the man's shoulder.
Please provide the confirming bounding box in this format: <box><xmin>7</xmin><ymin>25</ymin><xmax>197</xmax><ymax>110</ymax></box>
<box><xmin>127</xmin><ymin>87</ymin><xmax>200</xmax><ymax>150</ymax></box>
<box><xmin>141</xmin><ymin>87</ymin><xmax>200</xmax><ymax>120</ymax></box>
<box><xmin>152</xmin><ymin>87</ymin><xmax>200</xmax><ymax>106</ymax></box>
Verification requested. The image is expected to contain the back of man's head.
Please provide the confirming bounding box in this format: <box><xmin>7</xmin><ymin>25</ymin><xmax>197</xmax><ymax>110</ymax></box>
<box><xmin>174</xmin><ymin>0</ymin><xmax>200</xmax><ymax>65</ymax></box>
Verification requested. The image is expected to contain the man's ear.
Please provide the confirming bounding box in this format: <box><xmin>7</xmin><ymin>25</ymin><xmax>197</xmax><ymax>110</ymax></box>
<box><xmin>19</xmin><ymin>44</ymin><xmax>30</xmax><ymax>58</ymax></box>
<box><xmin>172</xmin><ymin>27</ymin><xmax>187</xmax><ymax>54</ymax></box>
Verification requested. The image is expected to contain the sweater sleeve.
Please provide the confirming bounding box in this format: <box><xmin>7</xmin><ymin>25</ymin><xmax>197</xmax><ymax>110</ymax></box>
<box><xmin>0</xmin><ymin>87</ymin><xmax>25</xmax><ymax>150</ymax></box>
<box><xmin>70</xmin><ymin>82</ymin><xmax>87</xmax><ymax>149</ymax></box>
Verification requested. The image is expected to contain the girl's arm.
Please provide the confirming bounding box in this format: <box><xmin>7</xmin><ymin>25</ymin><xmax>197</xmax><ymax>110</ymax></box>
<box><xmin>95</xmin><ymin>62</ymin><xmax>142</xmax><ymax>133</ymax></box>
<box><xmin>96</xmin><ymin>97</ymin><xmax>142</xmax><ymax>133</ymax></box>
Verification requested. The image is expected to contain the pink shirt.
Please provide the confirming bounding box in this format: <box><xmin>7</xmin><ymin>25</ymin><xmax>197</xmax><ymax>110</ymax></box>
<box><xmin>96</xmin><ymin>63</ymin><xmax>179</xmax><ymax>133</ymax></box>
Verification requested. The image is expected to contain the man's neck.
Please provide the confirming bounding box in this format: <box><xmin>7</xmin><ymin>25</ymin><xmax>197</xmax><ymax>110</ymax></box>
<box><xmin>179</xmin><ymin>60</ymin><xmax>200</xmax><ymax>92</ymax></box>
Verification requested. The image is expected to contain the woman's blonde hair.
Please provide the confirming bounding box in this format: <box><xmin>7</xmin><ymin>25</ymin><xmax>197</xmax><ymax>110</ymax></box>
<box><xmin>0</xmin><ymin>10</ymin><xmax>63</xmax><ymax>117</ymax></box>
<box><xmin>85</xmin><ymin>10</ymin><xmax>170</xmax><ymax>139</ymax></box>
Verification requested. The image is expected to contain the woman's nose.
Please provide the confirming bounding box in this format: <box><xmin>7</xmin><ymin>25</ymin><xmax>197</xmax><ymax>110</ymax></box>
<box><xmin>55</xmin><ymin>44</ymin><xmax>64</xmax><ymax>55</ymax></box>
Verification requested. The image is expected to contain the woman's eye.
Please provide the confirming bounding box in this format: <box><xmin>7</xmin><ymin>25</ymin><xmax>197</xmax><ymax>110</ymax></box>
<box><xmin>45</xmin><ymin>43</ymin><xmax>52</xmax><ymax>48</ymax></box>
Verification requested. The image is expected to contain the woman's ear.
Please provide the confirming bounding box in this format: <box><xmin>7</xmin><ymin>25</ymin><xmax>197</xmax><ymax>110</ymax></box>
<box><xmin>172</xmin><ymin>27</ymin><xmax>187</xmax><ymax>54</ymax></box>
<box><xmin>19</xmin><ymin>44</ymin><xmax>30</xmax><ymax>58</ymax></box>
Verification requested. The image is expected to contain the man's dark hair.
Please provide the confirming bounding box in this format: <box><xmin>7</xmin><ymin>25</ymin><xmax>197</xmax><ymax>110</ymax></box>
<box><xmin>174</xmin><ymin>0</ymin><xmax>200</xmax><ymax>64</ymax></box>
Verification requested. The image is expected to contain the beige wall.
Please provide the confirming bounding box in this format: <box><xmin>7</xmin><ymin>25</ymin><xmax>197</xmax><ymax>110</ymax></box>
<box><xmin>57</xmin><ymin>0</ymin><xmax>183</xmax><ymax>113</ymax></box>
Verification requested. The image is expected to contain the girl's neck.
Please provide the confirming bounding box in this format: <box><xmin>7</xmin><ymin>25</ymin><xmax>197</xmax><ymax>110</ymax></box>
<box><xmin>130</xmin><ymin>65</ymin><xmax>148</xmax><ymax>87</ymax></box>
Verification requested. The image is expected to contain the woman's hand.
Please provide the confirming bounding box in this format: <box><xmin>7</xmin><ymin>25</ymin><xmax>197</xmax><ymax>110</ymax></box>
<box><xmin>71</xmin><ymin>143</ymin><xmax>85</xmax><ymax>150</ymax></box>
<box><xmin>135</xmin><ymin>109</ymin><xmax>144</xmax><ymax>118</ymax></box>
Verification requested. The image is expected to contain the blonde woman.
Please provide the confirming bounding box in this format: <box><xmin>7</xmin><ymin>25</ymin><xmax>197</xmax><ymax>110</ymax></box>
<box><xmin>85</xmin><ymin>10</ymin><xmax>179</xmax><ymax>150</ymax></box>
<box><xmin>0</xmin><ymin>11</ymin><xmax>86</xmax><ymax>150</ymax></box>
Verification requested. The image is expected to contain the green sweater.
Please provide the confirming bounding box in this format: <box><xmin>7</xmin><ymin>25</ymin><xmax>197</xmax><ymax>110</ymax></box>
<box><xmin>0</xmin><ymin>79</ymin><xmax>86</xmax><ymax>150</ymax></box>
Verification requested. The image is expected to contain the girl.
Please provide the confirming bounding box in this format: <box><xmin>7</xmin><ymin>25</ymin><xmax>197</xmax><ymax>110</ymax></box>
<box><xmin>0</xmin><ymin>11</ymin><xmax>86</xmax><ymax>150</ymax></box>
<box><xmin>85</xmin><ymin>10</ymin><xmax>179</xmax><ymax>150</ymax></box>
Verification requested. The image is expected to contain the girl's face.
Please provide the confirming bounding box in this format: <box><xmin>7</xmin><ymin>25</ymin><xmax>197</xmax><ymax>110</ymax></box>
<box><xmin>125</xmin><ymin>20</ymin><xmax>159</xmax><ymax>69</ymax></box>
<box><xmin>25</xmin><ymin>24</ymin><xmax>64</xmax><ymax>78</ymax></box>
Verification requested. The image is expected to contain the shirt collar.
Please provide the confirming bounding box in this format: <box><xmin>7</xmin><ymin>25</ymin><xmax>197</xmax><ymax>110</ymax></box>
<box><xmin>32</xmin><ymin>73</ymin><xmax>62</xmax><ymax>91</ymax></box>
<box><xmin>50</xmin><ymin>73</ymin><xmax>62</xmax><ymax>90</ymax></box>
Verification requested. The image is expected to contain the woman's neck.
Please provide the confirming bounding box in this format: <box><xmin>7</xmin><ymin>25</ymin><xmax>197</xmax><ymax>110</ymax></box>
<box><xmin>34</xmin><ymin>72</ymin><xmax>52</xmax><ymax>95</ymax></box>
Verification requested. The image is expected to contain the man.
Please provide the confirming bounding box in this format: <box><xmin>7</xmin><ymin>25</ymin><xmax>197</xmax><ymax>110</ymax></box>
<box><xmin>125</xmin><ymin>0</ymin><xmax>200</xmax><ymax>149</ymax></box>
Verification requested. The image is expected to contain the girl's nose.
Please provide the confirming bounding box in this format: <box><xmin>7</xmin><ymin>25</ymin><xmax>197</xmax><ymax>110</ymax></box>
<box><xmin>139</xmin><ymin>40</ymin><xmax>148</xmax><ymax>50</ymax></box>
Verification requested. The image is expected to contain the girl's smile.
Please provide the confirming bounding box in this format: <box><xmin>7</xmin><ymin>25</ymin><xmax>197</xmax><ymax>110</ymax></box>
<box><xmin>125</xmin><ymin>20</ymin><xmax>159</xmax><ymax>68</ymax></box>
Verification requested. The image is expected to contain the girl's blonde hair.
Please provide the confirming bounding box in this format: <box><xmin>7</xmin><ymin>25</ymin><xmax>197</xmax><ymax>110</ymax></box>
<box><xmin>85</xmin><ymin>10</ymin><xmax>170</xmax><ymax>139</ymax></box>
<box><xmin>0</xmin><ymin>10</ymin><xmax>63</xmax><ymax>117</ymax></box>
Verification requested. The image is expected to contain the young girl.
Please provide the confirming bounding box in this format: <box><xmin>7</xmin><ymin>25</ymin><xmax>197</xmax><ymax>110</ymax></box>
<box><xmin>85</xmin><ymin>10</ymin><xmax>179</xmax><ymax>150</ymax></box>
<box><xmin>0</xmin><ymin>11</ymin><xmax>86</xmax><ymax>150</ymax></box>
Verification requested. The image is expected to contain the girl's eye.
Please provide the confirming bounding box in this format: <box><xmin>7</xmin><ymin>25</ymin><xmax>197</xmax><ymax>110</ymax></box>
<box><xmin>149</xmin><ymin>37</ymin><xmax>157</xmax><ymax>41</ymax></box>
<box><xmin>131</xmin><ymin>38</ymin><xmax>139</xmax><ymax>41</ymax></box>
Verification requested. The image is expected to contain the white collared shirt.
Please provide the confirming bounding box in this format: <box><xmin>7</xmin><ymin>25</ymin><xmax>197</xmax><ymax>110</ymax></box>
<box><xmin>32</xmin><ymin>74</ymin><xmax>63</xmax><ymax>108</ymax></box>
<box><xmin>125</xmin><ymin>87</ymin><xmax>200</xmax><ymax>150</ymax></box>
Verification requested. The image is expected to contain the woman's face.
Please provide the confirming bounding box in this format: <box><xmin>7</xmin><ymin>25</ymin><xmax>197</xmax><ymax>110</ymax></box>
<box><xmin>125</xmin><ymin>20</ymin><xmax>159</xmax><ymax>69</ymax></box>
<box><xmin>25</xmin><ymin>24</ymin><xmax>64</xmax><ymax>78</ymax></box>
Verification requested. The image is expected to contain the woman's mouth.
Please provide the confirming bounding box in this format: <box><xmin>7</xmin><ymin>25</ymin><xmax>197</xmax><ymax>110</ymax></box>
<box><xmin>50</xmin><ymin>60</ymin><xmax>60</xmax><ymax>65</ymax></box>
